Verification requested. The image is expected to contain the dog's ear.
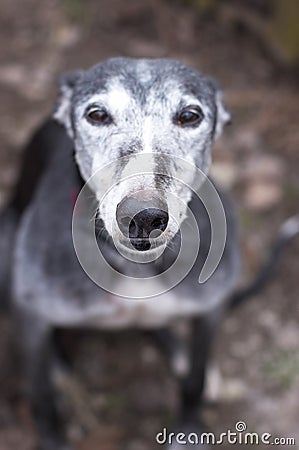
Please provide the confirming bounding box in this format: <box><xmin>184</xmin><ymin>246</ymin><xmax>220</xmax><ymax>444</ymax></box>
<box><xmin>53</xmin><ymin>71</ymin><xmax>82</xmax><ymax>138</ymax></box>
<box><xmin>214</xmin><ymin>90</ymin><xmax>231</xmax><ymax>139</ymax></box>
<box><xmin>207</xmin><ymin>78</ymin><xmax>231</xmax><ymax>139</ymax></box>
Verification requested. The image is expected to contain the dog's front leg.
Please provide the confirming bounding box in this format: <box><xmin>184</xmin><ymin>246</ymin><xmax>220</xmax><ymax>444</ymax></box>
<box><xmin>16</xmin><ymin>310</ymin><xmax>73</xmax><ymax>450</ymax></box>
<box><xmin>170</xmin><ymin>309</ymin><xmax>223</xmax><ymax>449</ymax></box>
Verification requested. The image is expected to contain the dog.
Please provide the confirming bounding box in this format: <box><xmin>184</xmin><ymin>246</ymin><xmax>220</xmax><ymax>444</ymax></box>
<box><xmin>1</xmin><ymin>57</ymin><xmax>297</xmax><ymax>450</ymax></box>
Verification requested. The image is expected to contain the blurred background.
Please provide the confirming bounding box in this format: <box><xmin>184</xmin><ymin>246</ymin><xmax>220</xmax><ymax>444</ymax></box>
<box><xmin>0</xmin><ymin>0</ymin><xmax>298</xmax><ymax>449</ymax></box>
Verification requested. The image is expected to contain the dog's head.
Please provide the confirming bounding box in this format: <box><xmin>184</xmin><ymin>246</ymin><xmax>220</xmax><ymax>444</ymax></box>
<box><xmin>54</xmin><ymin>58</ymin><xmax>230</xmax><ymax>255</ymax></box>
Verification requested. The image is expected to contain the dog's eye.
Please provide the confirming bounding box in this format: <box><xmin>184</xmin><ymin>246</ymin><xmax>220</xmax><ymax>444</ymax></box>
<box><xmin>86</xmin><ymin>108</ymin><xmax>113</xmax><ymax>125</ymax></box>
<box><xmin>175</xmin><ymin>106</ymin><xmax>204</xmax><ymax>127</ymax></box>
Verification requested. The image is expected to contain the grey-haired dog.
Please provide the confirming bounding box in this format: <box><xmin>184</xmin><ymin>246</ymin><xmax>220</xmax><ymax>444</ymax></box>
<box><xmin>1</xmin><ymin>58</ymin><xmax>297</xmax><ymax>450</ymax></box>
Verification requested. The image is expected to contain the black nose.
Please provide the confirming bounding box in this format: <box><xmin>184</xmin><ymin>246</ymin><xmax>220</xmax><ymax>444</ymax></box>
<box><xmin>116</xmin><ymin>196</ymin><xmax>169</xmax><ymax>251</ymax></box>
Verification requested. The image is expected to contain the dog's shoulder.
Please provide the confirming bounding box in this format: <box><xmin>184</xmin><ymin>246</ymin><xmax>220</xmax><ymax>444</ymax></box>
<box><xmin>11</xmin><ymin>119</ymin><xmax>75</xmax><ymax>214</ymax></box>
<box><xmin>178</xmin><ymin>181</ymin><xmax>240</xmax><ymax>307</ymax></box>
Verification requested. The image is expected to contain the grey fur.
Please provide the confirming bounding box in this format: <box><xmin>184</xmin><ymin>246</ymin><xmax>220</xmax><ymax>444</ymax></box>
<box><xmin>54</xmin><ymin>58</ymin><xmax>231</xmax><ymax>243</ymax></box>
<box><xmin>1</xmin><ymin>58</ymin><xmax>239</xmax><ymax>450</ymax></box>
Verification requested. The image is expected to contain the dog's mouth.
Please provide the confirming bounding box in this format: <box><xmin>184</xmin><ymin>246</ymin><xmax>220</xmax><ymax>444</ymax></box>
<box><xmin>114</xmin><ymin>235</ymin><xmax>168</xmax><ymax>263</ymax></box>
<box><xmin>119</xmin><ymin>234</ymin><xmax>166</xmax><ymax>253</ymax></box>
<box><xmin>130</xmin><ymin>238</ymin><xmax>152</xmax><ymax>252</ymax></box>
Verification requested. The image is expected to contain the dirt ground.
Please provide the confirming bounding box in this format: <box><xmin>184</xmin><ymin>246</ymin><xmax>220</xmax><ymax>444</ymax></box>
<box><xmin>0</xmin><ymin>0</ymin><xmax>298</xmax><ymax>449</ymax></box>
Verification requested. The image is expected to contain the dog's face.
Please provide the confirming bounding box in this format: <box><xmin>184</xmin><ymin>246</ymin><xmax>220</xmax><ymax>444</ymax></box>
<box><xmin>54</xmin><ymin>58</ymin><xmax>230</xmax><ymax>255</ymax></box>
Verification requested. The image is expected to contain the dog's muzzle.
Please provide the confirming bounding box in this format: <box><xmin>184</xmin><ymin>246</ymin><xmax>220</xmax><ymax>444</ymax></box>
<box><xmin>116</xmin><ymin>195</ymin><xmax>169</xmax><ymax>251</ymax></box>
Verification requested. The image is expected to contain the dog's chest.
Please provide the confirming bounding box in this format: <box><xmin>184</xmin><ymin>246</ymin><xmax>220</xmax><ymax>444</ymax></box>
<box><xmin>45</xmin><ymin>272</ymin><xmax>203</xmax><ymax>329</ymax></box>
<box><xmin>14</xmin><ymin>200</ymin><xmax>233</xmax><ymax>329</ymax></box>
<box><xmin>86</xmin><ymin>279</ymin><xmax>200</xmax><ymax>329</ymax></box>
